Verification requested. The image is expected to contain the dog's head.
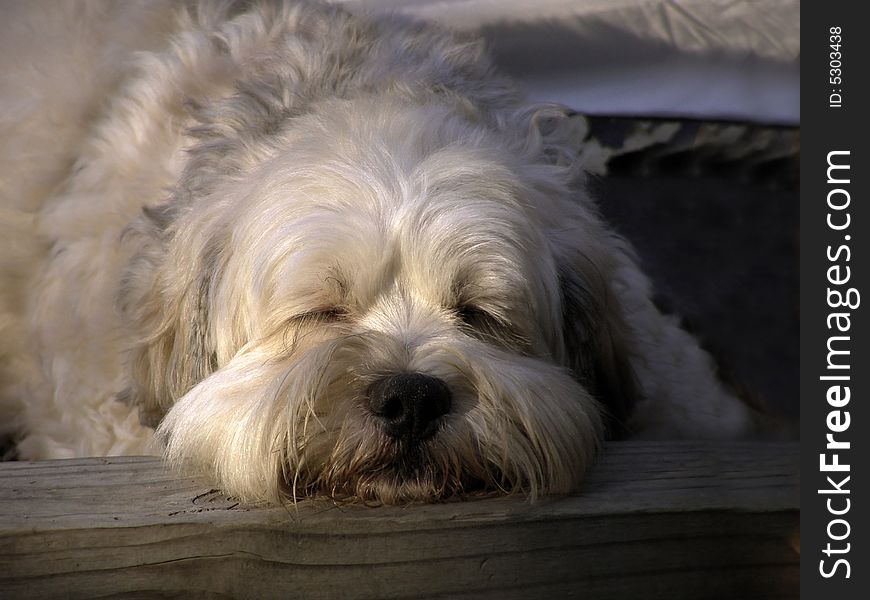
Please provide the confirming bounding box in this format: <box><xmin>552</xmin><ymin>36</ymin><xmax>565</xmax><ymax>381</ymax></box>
<box><xmin>122</xmin><ymin>98</ymin><xmax>637</xmax><ymax>503</ymax></box>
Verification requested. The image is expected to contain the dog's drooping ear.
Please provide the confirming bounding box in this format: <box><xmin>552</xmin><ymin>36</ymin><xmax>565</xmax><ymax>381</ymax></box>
<box><xmin>518</xmin><ymin>103</ymin><xmax>640</xmax><ymax>436</ymax></box>
<box><xmin>558</xmin><ymin>260</ymin><xmax>640</xmax><ymax>438</ymax></box>
<box><xmin>118</xmin><ymin>203</ymin><xmax>221</xmax><ymax>428</ymax></box>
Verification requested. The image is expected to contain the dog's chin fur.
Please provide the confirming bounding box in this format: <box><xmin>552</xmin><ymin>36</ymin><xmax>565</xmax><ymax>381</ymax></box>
<box><xmin>0</xmin><ymin>0</ymin><xmax>758</xmax><ymax>504</ymax></box>
<box><xmin>157</xmin><ymin>329</ymin><xmax>602</xmax><ymax>504</ymax></box>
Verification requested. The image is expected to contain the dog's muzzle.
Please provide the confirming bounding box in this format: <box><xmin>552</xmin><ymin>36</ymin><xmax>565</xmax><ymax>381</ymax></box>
<box><xmin>368</xmin><ymin>373</ymin><xmax>452</xmax><ymax>443</ymax></box>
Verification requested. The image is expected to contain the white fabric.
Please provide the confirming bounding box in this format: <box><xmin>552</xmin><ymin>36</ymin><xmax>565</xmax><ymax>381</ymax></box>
<box><xmin>339</xmin><ymin>0</ymin><xmax>800</xmax><ymax>124</ymax></box>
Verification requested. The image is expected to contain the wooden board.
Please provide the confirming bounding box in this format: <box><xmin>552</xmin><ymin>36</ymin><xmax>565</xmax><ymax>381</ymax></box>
<box><xmin>0</xmin><ymin>441</ymin><xmax>799</xmax><ymax>599</ymax></box>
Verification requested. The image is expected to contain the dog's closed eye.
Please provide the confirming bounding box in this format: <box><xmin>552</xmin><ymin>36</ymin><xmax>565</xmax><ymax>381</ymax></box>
<box><xmin>300</xmin><ymin>307</ymin><xmax>348</xmax><ymax>323</ymax></box>
<box><xmin>456</xmin><ymin>305</ymin><xmax>531</xmax><ymax>352</ymax></box>
<box><xmin>456</xmin><ymin>305</ymin><xmax>496</xmax><ymax>328</ymax></box>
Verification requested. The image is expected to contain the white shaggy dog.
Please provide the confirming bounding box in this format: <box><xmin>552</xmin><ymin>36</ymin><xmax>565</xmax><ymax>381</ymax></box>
<box><xmin>0</xmin><ymin>0</ymin><xmax>758</xmax><ymax>503</ymax></box>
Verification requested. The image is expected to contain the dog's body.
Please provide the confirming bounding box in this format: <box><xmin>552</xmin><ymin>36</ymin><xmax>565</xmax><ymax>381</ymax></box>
<box><xmin>1</xmin><ymin>0</ymin><xmax>757</xmax><ymax>503</ymax></box>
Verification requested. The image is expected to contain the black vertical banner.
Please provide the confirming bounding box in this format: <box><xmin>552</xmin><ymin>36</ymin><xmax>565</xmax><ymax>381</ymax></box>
<box><xmin>802</xmin><ymin>2</ymin><xmax>869</xmax><ymax>598</ymax></box>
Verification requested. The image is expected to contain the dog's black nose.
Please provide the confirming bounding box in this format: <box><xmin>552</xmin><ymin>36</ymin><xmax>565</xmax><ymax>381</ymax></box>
<box><xmin>369</xmin><ymin>373</ymin><xmax>452</xmax><ymax>442</ymax></box>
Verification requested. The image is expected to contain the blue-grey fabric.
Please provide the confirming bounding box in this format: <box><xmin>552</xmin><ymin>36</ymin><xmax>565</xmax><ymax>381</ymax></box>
<box><xmin>340</xmin><ymin>0</ymin><xmax>800</xmax><ymax>124</ymax></box>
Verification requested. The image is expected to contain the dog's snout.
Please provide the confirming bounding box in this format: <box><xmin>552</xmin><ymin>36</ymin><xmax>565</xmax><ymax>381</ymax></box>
<box><xmin>369</xmin><ymin>373</ymin><xmax>451</xmax><ymax>442</ymax></box>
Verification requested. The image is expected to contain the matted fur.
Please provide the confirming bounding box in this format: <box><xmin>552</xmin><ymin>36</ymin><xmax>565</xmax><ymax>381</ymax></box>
<box><xmin>0</xmin><ymin>0</ymin><xmax>756</xmax><ymax>504</ymax></box>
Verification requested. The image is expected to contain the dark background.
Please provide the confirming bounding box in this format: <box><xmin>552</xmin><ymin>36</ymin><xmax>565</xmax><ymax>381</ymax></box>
<box><xmin>585</xmin><ymin>117</ymin><xmax>799</xmax><ymax>420</ymax></box>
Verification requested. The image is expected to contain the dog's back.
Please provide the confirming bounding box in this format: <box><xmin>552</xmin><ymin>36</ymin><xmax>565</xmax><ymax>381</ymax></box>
<box><xmin>0</xmin><ymin>1</ymin><xmax>179</xmax><ymax>447</ymax></box>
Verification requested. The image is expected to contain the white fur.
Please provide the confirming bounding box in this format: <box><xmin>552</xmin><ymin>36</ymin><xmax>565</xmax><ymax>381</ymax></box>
<box><xmin>0</xmin><ymin>0</ymin><xmax>755</xmax><ymax>503</ymax></box>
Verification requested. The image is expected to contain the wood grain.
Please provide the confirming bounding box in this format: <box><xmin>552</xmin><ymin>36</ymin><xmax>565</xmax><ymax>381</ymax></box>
<box><xmin>0</xmin><ymin>441</ymin><xmax>799</xmax><ymax>599</ymax></box>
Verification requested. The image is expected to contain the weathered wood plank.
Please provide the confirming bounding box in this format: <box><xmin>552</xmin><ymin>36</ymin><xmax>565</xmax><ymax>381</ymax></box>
<box><xmin>0</xmin><ymin>441</ymin><xmax>799</xmax><ymax>599</ymax></box>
